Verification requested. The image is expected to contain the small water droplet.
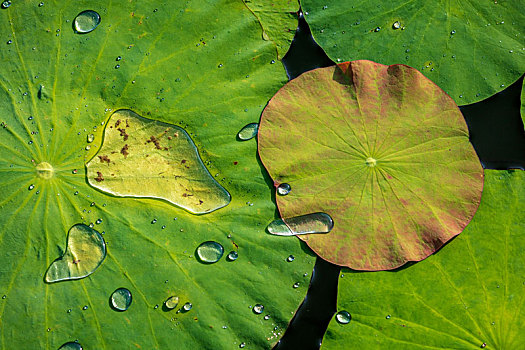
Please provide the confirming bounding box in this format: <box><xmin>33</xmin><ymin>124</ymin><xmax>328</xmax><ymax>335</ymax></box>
<box><xmin>322</xmin><ymin>5</ymin><xmax>328</xmax><ymax>9</ymax></box>
<box><xmin>95</xmin><ymin>218</ymin><xmax>102</xmax><ymax>224</ymax></box>
<box><xmin>151</xmin><ymin>218</ymin><xmax>157</xmax><ymax>224</ymax></box>
<box><xmin>161</xmin><ymin>225</ymin><xmax>166</xmax><ymax>229</ymax></box>
<box><xmin>67</xmin><ymin>309</ymin><xmax>72</xmax><ymax>313</ymax></box>
<box><xmin>182</xmin><ymin>302</ymin><xmax>192</xmax><ymax>311</ymax></box>
<box><xmin>450</xmin><ymin>30</ymin><xmax>456</xmax><ymax>35</ymax></box>
<box><xmin>196</xmin><ymin>241</ymin><xmax>224</xmax><ymax>263</ymax></box>
<box><xmin>239</xmin><ymin>343</ymin><xmax>246</xmax><ymax>348</ymax></box>
<box><xmin>253</xmin><ymin>304</ymin><xmax>264</xmax><ymax>314</ymax></box>
<box><xmin>58</xmin><ymin>341</ymin><xmax>83</xmax><ymax>350</ymax></box>
<box><xmin>1</xmin><ymin>1</ymin><xmax>12</xmax><ymax>9</ymax></box>
<box><xmin>386</xmin><ymin>314</ymin><xmax>391</xmax><ymax>319</ymax></box>
<box><xmin>154</xmin><ymin>304</ymin><xmax>159</xmax><ymax>309</ymax></box>
<box><xmin>336</xmin><ymin>310</ymin><xmax>351</xmax><ymax>324</ymax></box>
<box><xmin>374</xmin><ymin>27</ymin><xmax>381</xmax><ymax>32</ymax></box>
<box><xmin>116</xmin><ymin>56</ymin><xmax>122</xmax><ymax>61</ymax></box>
<box><xmin>90</xmin><ymin>202</ymin><xmax>95</xmax><ymax>207</ymax></box>
<box><xmin>74</xmin><ymin>191</ymin><xmax>79</xmax><ymax>195</ymax></box>
<box><xmin>277</xmin><ymin>183</ymin><xmax>291</xmax><ymax>196</ymax></box>
<box><xmin>115</xmin><ymin>64</ymin><xmax>120</xmax><ymax>69</ymax></box>
<box><xmin>267</xmin><ymin>212</ymin><xmax>334</xmax><ymax>236</ymax></box>
<box><xmin>227</xmin><ymin>251</ymin><xmax>238</xmax><ymax>261</ymax></box>
<box><xmin>392</xmin><ymin>21</ymin><xmax>400</xmax><ymax>29</ymax></box>
<box><xmin>286</xmin><ymin>255</ymin><xmax>295</xmax><ymax>262</ymax></box>
<box><xmin>264</xmin><ymin>315</ymin><xmax>270</xmax><ymax>320</ymax></box>
<box><xmin>73</xmin><ymin>10</ymin><xmax>101</xmax><ymax>34</ymax></box>
<box><xmin>164</xmin><ymin>296</ymin><xmax>179</xmax><ymax>310</ymax></box>
<box><xmin>218</xmin><ymin>63</ymin><xmax>223</xmax><ymax>68</ymax></box>
<box><xmin>72</xmin><ymin>169</ymin><xmax>78</xmax><ymax>174</ymax></box>
<box><xmin>82</xmin><ymin>305</ymin><xmax>88</xmax><ymax>310</ymax></box>
<box><xmin>270</xmin><ymin>60</ymin><xmax>275</xmax><ymax>64</ymax></box>
<box><xmin>481</xmin><ymin>343</ymin><xmax>487</xmax><ymax>348</ymax></box>
<box><xmin>38</xmin><ymin>2</ymin><xmax>44</xmax><ymax>7</ymax></box>
<box><xmin>28</xmin><ymin>184</ymin><xmax>35</xmax><ymax>190</ymax></box>
<box><xmin>2</xmin><ymin>295</ymin><xmax>6</xmax><ymax>299</ymax></box>
<box><xmin>110</xmin><ymin>288</ymin><xmax>132</xmax><ymax>311</ymax></box>
<box><xmin>293</xmin><ymin>282</ymin><xmax>300</xmax><ymax>288</ymax></box>
<box><xmin>87</xmin><ymin>134</ymin><xmax>94</xmax><ymax>143</ymax></box>
<box><xmin>85</xmin><ymin>145</ymin><xmax>91</xmax><ymax>151</ymax></box>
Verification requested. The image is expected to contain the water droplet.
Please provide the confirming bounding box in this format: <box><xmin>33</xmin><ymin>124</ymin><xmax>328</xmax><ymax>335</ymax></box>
<box><xmin>237</xmin><ymin>123</ymin><xmax>259</xmax><ymax>141</ymax></box>
<box><xmin>116</xmin><ymin>56</ymin><xmax>122</xmax><ymax>61</ymax></box>
<box><xmin>95</xmin><ymin>218</ymin><xmax>102</xmax><ymax>224</ymax></box>
<box><xmin>450</xmin><ymin>30</ymin><xmax>456</xmax><ymax>35</ymax></box>
<box><xmin>264</xmin><ymin>314</ymin><xmax>270</xmax><ymax>320</ymax></box>
<box><xmin>6</xmin><ymin>39</ymin><xmax>12</xmax><ymax>44</ymax></box>
<box><xmin>38</xmin><ymin>2</ymin><xmax>43</xmax><ymax>7</ymax></box>
<box><xmin>161</xmin><ymin>225</ymin><xmax>166</xmax><ymax>229</ymax></box>
<box><xmin>293</xmin><ymin>282</ymin><xmax>300</xmax><ymax>288</ymax></box>
<box><xmin>72</xmin><ymin>169</ymin><xmax>78</xmax><ymax>174</ymax></box>
<box><xmin>87</xmin><ymin>134</ymin><xmax>94</xmax><ymax>143</ymax></box>
<box><xmin>277</xmin><ymin>183</ymin><xmax>291</xmax><ymax>196</ymax></box>
<box><xmin>196</xmin><ymin>241</ymin><xmax>224</xmax><ymax>263</ymax></box>
<box><xmin>374</xmin><ymin>27</ymin><xmax>381</xmax><ymax>32</ymax></box>
<box><xmin>286</xmin><ymin>255</ymin><xmax>295</xmax><ymax>262</ymax></box>
<box><xmin>45</xmin><ymin>224</ymin><xmax>106</xmax><ymax>283</ymax></box>
<box><xmin>322</xmin><ymin>5</ymin><xmax>328</xmax><ymax>9</ymax></box>
<box><xmin>151</xmin><ymin>218</ymin><xmax>157</xmax><ymax>224</ymax></box>
<box><xmin>58</xmin><ymin>341</ymin><xmax>83</xmax><ymax>350</ymax></box>
<box><xmin>365</xmin><ymin>157</ymin><xmax>377</xmax><ymax>167</ymax></box>
<box><xmin>481</xmin><ymin>343</ymin><xmax>486</xmax><ymax>348</ymax></box>
<box><xmin>386</xmin><ymin>314</ymin><xmax>391</xmax><ymax>319</ymax></box>
<box><xmin>67</xmin><ymin>309</ymin><xmax>72</xmax><ymax>313</ymax></box>
<box><xmin>218</xmin><ymin>63</ymin><xmax>223</xmax><ymax>68</ymax></box>
<box><xmin>85</xmin><ymin>145</ymin><xmax>91</xmax><ymax>151</ymax></box>
<box><xmin>164</xmin><ymin>296</ymin><xmax>179</xmax><ymax>310</ymax></box>
<box><xmin>154</xmin><ymin>304</ymin><xmax>159</xmax><ymax>309</ymax></box>
<box><xmin>74</xmin><ymin>191</ymin><xmax>79</xmax><ymax>195</ymax></box>
<box><xmin>90</xmin><ymin>202</ymin><xmax>95</xmax><ymax>207</ymax></box>
<box><xmin>392</xmin><ymin>21</ymin><xmax>400</xmax><ymax>29</ymax></box>
<box><xmin>1</xmin><ymin>295</ymin><xmax>6</xmax><ymax>299</ymax></box>
<box><xmin>1</xmin><ymin>1</ymin><xmax>11</xmax><ymax>9</ymax></box>
<box><xmin>227</xmin><ymin>251</ymin><xmax>238</xmax><ymax>261</ymax></box>
<box><xmin>115</xmin><ymin>64</ymin><xmax>120</xmax><ymax>69</ymax></box>
<box><xmin>73</xmin><ymin>10</ymin><xmax>101</xmax><ymax>34</ymax></box>
<box><xmin>182</xmin><ymin>302</ymin><xmax>192</xmax><ymax>311</ymax></box>
<box><xmin>267</xmin><ymin>212</ymin><xmax>334</xmax><ymax>236</ymax></box>
<box><xmin>82</xmin><ymin>305</ymin><xmax>88</xmax><ymax>310</ymax></box>
<box><xmin>86</xmin><ymin>109</ymin><xmax>231</xmax><ymax>214</ymax></box>
<box><xmin>110</xmin><ymin>288</ymin><xmax>132</xmax><ymax>311</ymax></box>
<box><xmin>239</xmin><ymin>343</ymin><xmax>246</xmax><ymax>348</ymax></box>
<box><xmin>270</xmin><ymin>60</ymin><xmax>275</xmax><ymax>64</ymax></box>
<box><xmin>253</xmin><ymin>304</ymin><xmax>264</xmax><ymax>314</ymax></box>
<box><xmin>336</xmin><ymin>310</ymin><xmax>351</xmax><ymax>324</ymax></box>
<box><xmin>28</xmin><ymin>184</ymin><xmax>35</xmax><ymax>190</ymax></box>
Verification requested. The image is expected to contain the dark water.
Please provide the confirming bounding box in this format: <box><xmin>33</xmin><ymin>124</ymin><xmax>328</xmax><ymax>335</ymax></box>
<box><xmin>274</xmin><ymin>11</ymin><xmax>525</xmax><ymax>350</ymax></box>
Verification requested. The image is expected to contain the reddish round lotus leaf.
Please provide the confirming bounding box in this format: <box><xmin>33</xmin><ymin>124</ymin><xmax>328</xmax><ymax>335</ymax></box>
<box><xmin>258</xmin><ymin>60</ymin><xmax>484</xmax><ymax>270</ymax></box>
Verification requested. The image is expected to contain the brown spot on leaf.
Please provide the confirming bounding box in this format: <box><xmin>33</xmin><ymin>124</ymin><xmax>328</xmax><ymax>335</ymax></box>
<box><xmin>233</xmin><ymin>161</ymin><xmax>238</xmax><ymax>165</ymax></box>
<box><xmin>95</xmin><ymin>171</ymin><xmax>104</xmax><ymax>182</ymax></box>
<box><xmin>121</xmin><ymin>144</ymin><xmax>129</xmax><ymax>157</ymax></box>
<box><xmin>117</xmin><ymin>128</ymin><xmax>129</xmax><ymax>141</ymax></box>
<box><xmin>98</xmin><ymin>155</ymin><xmax>111</xmax><ymax>164</ymax></box>
<box><xmin>114</xmin><ymin>119</ymin><xmax>121</xmax><ymax>128</ymax></box>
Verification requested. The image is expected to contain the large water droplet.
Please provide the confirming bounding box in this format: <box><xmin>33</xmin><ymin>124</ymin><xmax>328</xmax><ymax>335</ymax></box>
<box><xmin>45</xmin><ymin>224</ymin><xmax>106</xmax><ymax>283</ymax></box>
<box><xmin>58</xmin><ymin>341</ymin><xmax>83</xmax><ymax>350</ymax></box>
<box><xmin>87</xmin><ymin>134</ymin><xmax>94</xmax><ymax>143</ymax></box>
<box><xmin>276</xmin><ymin>183</ymin><xmax>291</xmax><ymax>196</ymax></box>
<box><xmin>392</xmin><ymin>21</ymin><xmax>401</xmax><ymax>29</ymax></box>
<box><xmin>237</xmin><ymin>123</ymin><xmax>259</xmax><ymax>141</ymax></box>
<box><xmin>253</xmin><ymin>304</ymin><xmax>264</xmax><ymax>314</ymax></box>
<box><xmin>196</xmin><ymin>241</ymin><xmax>224</xmax><ymax>263</ymax></box>
<box><xmin>73</xmin><ymin>10</ymin><xmax>101</xmax><ymax>34</ymax></box>
<box><xmin>86</xmin><ymin>109</ymin><xmax>230</xmax><ymax>214</ymax></box>
<box><xmin>110</xmin><ymin>288</ymin><xmax>132</xmax><ymax>311</ymax></box>
<box><xmin>336</xmin><ymin>310</ymin><xmax>351</xmax><ymax>324</ymax></box>
<box><xmin>266</xmin><ymin>212</ymin><xmax>334</xmax><ymax>236</ymax></box>
<box><xmin>164</xmin><ymin>296</ymin><xmax>179</xmax><ymax>310</ymax></box>
<box><xmin>182</xmin><ymin>302</ymin><xmax>192</xmax><ymax>311</ymax></box>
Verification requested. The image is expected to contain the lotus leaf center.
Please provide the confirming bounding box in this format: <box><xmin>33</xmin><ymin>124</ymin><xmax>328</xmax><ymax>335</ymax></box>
<box><xmin>365</xmin><ymin>157</ymin><xmax>377</xmax><ymax>167</ymax></box>
<box><xmin>36</xmin><ymin>162</ymin><xmax>54</xmax><ymax>179</ymax></box>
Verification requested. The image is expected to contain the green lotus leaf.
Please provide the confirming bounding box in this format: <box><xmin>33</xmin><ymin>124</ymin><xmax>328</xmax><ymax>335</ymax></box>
<box><xmin>323</xmin><ymin>170</ymin><xmax>525</xmax><ymax>349</ymax></box>
<box><xmin>243</xmin><ymin>0</ymin><xmax>299</xmax><ymax>59</ymax></box>
<box><xmin>300</xmin><ymin>0</ymin><xmax>525</xmax><ymax>105</ymax></box>
<box><xmin>258</xmin><ymin>61</ymin><xmax>484</xmax><ymax>270</ymax></box>
<box><xmin>0</xmin><ymin>0</ymin><xmax>315</xmax><ymax>348</ymax></box>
